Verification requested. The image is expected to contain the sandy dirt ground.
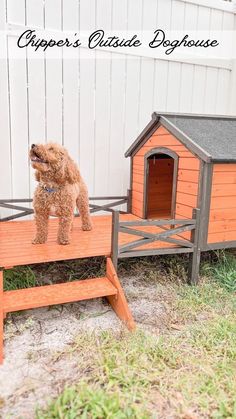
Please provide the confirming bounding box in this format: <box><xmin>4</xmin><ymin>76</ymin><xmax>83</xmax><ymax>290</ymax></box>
<box><xmin>0</xmin><ymin>274</ymin><xmax>169</xmax><ymax>418</ymax></box>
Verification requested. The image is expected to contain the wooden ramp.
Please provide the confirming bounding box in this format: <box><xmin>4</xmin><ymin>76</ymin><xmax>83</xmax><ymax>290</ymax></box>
<box><xmin>0</xmin><ymin>258</ymin><xmax>135</xmax><ymax>363</ymax></box>
<box><xmin>0</xmin><ymin>212</ymin><xmax>194</xmax><ymax>363</ymax></box>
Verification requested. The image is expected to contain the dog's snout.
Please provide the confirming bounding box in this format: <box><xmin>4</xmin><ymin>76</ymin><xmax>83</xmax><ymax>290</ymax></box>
<box><xmin>31</xmin><ymin>144</ymin><xmax>36</xmax><ymax>149</ymax></box>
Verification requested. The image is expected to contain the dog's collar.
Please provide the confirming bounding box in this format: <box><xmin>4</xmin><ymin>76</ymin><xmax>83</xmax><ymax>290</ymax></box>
<box><xmin>40</xmin><ymin>183</ymin><xmax>59</xmax><ymax>193</ymax></box>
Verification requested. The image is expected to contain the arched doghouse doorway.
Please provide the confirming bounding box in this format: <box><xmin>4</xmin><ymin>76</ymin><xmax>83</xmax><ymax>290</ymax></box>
<box><xmin>144</xmin><ymin>148</ymin><xmax>178</xmax><ymax>219</ymax></box>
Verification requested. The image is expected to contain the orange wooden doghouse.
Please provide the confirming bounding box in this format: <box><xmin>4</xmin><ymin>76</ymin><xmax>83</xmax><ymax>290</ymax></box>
<box><xmin>126</xmin><ymin>112</ymin><xmax>236</xmax><ymax>249</ymax></box>
<box><xmin>1</xmin><ymin>112</ymin><xmax>236</xmax><ymax>363</ymax></box>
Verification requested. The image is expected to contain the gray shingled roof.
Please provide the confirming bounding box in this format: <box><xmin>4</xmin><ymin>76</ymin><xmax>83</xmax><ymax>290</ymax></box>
<box><xmin>125</xmin><ymin>113</ymin><xmax>236</xmax><ymax>162</ymax></box>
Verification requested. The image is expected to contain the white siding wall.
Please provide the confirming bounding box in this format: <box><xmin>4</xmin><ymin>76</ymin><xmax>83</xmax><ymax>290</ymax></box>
<box><xmin>0</xmin><ymin>0</ymin><xmax>236</xmax><ymax>210</ymax></box>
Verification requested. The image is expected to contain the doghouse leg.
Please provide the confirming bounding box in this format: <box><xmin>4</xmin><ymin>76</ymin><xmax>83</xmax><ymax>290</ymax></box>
<box><xmin>188</xmin><ymin>208</ymin><xmax>201</xmax><ymax>285</ymax></box>
<box><xmin>106</xmin><ymin>258</ymin><xmax>135</xmax><ymax>330</ymax></box>
<box><xmin>0</xmin><ymin>270</ymin><xmax>3</xmax><ymax>364</ymax></box>
<box><xmin>188</xmin><ymin>250</ymin><xmax>201</xmax><ymax>285</ymax></box>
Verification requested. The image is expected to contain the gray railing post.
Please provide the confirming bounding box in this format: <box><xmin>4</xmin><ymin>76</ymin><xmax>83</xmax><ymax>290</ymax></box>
<box><xmin>111</xmin><ymin>210</ymin><xmax>120</xmax><ymax>271</ymax></box>
<box><xmin>127</xmin><ymin>189</ymin><xmax>132</xmax><ymax>213</ymax></box>
<box><xmin>188</xmin><ymin>208</ymin><xmax>201</xmax><ymax>285</ymax></box>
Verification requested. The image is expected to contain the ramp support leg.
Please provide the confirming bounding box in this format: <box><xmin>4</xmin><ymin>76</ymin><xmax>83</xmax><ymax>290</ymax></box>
<box><xmin>106</xmin><ymin>258</ymin><xmax>135</xmax><ymax>330</ymax></box>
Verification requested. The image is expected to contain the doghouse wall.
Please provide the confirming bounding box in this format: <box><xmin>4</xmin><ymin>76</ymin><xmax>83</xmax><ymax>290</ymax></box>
<box><xmin>207</xmin><ymin>163</ymin><xmax>236</xmax><ymax>244</ymax></box>
<box><xmin>131</xmin><ymin>125</ymin><xmax>200</xmax><ymax>219</ymax></box>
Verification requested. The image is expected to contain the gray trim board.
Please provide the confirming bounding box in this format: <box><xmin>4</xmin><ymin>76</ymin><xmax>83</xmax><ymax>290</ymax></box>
<box><xmin>119</xmin><ymin>247</ymin><xmax>193</xmax><ymax>258</ymax></box>
<box><xmin>143</xmin><ymin>147</ymin><xmax>179</xmax><ymax>162</ymax></box>
<box><xmin>125</xmin><ymin>114</ymin><xmax>159</xmax><ymax>158</ymax></box>
<box><xmin>125</xmin><ymin>113</ymin><xmax>212</xmax><ymax>161</ymax></box>
<box><xmin>203</xmin><ymin>241</ymin><xmax>236</xmax><ymax>251</ymax></box>
<box><xmin>129</xmin><ymin>156</ymin><xmax>133</xmax><ymax>212</ymax></box>
<box><xmin>196</xmin><ymin>160</ymin><xmax>204</xmax><ymax>210</ymax></box>
<box><xmin>171</xmin><ymin>151</ymin><xmax>178</xmax><ymax>220</ymax></box>
<box><xmin>127</xmin><ymin>189</ymin><xmax>132</xmax><ymax>213</ymax></box>
<box><xmin>125</xmin><ymin>112</ymin><xmax>236</xmax><ymax>163</ymax></box>
<box><xmin>120</xmin><ymin>219</ymin><xmax>195</xmax><ymax>226</ymax></box>
<box><xmin>129</xmin><ymin>121</ymin><xmax>162</xmax><ymax>159</ymax></box>
<box><xmin>111</xmin><ymin>210</ymin><xmax>119</xmax><ymax>270</ymax></box>
<box><xmin>152</xmin><ymin>111</ymin><xmax>236</xmax><ymax>120</ymax></box>
<box><xmin>198</xmin><ymin>163</ymin><xmax>213</xmax><ymax>248</ymax></box>
<box><xmin>210</xmin><ymin>158</ymin><xmax>236</xmax><ymax>163</ymax></box>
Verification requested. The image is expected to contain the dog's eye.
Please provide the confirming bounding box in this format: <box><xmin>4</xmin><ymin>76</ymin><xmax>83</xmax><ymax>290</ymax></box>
<box><xmin>49</xmin><ymin>147</ymin><xmax>54</xmax><ymax>151</ymax></box>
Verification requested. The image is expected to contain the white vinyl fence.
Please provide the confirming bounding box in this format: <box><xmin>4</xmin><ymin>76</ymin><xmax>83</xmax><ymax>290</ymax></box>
<box><xmin>0</xmin><ymin>0</ymin><xmax>236</xmax><ymax>214</ymax></box>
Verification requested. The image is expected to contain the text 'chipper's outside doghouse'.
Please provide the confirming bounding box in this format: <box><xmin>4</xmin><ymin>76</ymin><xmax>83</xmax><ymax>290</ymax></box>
<box><xmin>1</xmin><ymin>112</ymin><xmax>236</xmax><ymax>362</ymax></box>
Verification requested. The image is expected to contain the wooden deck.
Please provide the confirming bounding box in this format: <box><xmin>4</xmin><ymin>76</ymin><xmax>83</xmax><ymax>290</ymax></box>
<box><xmin>0</xmin><ymin>214</ymin><xmax>181</xmax><ymax>269</ymax></box>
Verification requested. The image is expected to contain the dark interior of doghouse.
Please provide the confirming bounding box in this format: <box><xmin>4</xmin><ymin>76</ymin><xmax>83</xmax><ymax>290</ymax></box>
<box><xmin>146</xmin><ymin>153</ymin><xmax>174</xmax><ymax>219</ymax></box>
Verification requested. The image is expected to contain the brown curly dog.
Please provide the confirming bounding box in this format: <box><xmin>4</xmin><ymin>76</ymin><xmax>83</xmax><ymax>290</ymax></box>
<box><xmin>29</xmin><ymin>142</ymin><xmax>92</xmax><ymax>245</ymax></box>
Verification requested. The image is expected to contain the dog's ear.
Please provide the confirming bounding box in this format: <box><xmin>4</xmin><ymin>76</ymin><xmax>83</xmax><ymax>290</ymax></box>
<box><xmin>64</xmin><ymin>157</ymin><xmax>80</xmax><ymax>184</ymax></box>
<box><xmin>35</xmin><ymin>171</ymin><xmax>41</xmax><ymax>182</ymax></box>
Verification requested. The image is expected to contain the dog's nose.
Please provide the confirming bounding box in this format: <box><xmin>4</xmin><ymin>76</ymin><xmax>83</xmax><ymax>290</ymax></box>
<box><xmin>31</xmin><ymin>144</ymin><xmax>36</xmax><ymax>149</ymax></box>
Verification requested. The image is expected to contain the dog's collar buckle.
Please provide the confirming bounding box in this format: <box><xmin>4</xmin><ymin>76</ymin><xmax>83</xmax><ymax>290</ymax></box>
<box><xmin>40</xmin><ymin>184</ymin><xmax>58</xmax><ymax>193</ymax></box>
<box><xmin>45</xmin><ymin>186</ymin><xmax>57</xmax><ymax>193</ymax></box>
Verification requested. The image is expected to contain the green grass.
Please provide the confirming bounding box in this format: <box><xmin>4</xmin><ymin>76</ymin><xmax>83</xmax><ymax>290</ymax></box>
<box><xmin>175</xmin><ymin>317</ymin><xmax>236</xmax><ymax>418</ymax></box>
<box><xmin>36</xmin><ymin>330</ymin><xmax>174</xmax><ymax>418</ymax></box>
<box><xmin>3</xmin><ymin>257</ymin><xmax>106</xmax><ymax>291</ymax></box>
<box><xmin>173</xmin><ymin>280</ymin><xmax>236</xmax><ymax>322</ymax></box>
<box><xmin>119</xmin><ymin>254</ymin><xmax>189</xmax><ymax>284</ymax></box>
<box><xmin>202</xmin><ymin>251</ymin><xmax>236</xmax><ymax>292</ymax></box>
<box><xmin>4</xmin><ymin>266</ymin><xmax>36</xmax><ymax>291</ymax></box>
<box><xmin>36</xmin><ymin>385</ymin><xmax>147</xmax><ymax>419</ymax></box>
<box><xmin>37</xmin><ymin>301</ymin><xmax>236</xmax><ymax>418</ymax></box>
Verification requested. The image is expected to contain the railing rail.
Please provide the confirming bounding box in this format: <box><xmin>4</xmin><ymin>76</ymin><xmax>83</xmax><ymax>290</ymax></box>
<box><xmin>119</xmin><ymin>219</ymin><xmax>196</xmax><ymax>227</ymax></box>
<box><xmin>88</xmin><ymin>198</ymin><xmax>128</xmax><ymax>215</ymax></box>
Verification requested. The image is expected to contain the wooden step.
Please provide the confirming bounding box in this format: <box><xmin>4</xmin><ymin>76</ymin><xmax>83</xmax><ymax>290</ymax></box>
<box><xmin>0</xmin><ymin>258</ymin><xmax>135</xmax><ymax>364</ymax></box>
<box><xmin>3</xmin><ymin>277</ymin><xmax>117</xmax><ymax>313</ymax></box>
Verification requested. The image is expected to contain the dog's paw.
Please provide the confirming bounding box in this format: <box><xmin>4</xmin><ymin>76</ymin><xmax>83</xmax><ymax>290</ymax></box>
<box><xmin>58</xmin><ymin>238</ymin><xmax>70</xmax><ymax>245</ymax></box>
<box><xmin>82</xmin><ymin>223</ymin><xmax>92</xmax><ymax>231</ymax></box>
<box><xmin>32</xmin><ymin>237</ymin><xmax>46</xmax><ymax>244</ymax></box>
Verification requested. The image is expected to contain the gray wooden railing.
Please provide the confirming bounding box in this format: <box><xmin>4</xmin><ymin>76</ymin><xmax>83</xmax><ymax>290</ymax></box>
<box><xmin>0</xmin><ymin>190</ymin><xmax>132</xmax><ymax>222</ymax></box>
<box><xmin>111</xmin><ymin>208</ymin><xmax>201</xmax><ymax>284</ymax></box>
